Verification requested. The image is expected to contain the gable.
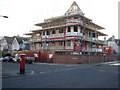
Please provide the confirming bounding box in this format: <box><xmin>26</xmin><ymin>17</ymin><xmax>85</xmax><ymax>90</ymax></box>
<box><xmin>65</xmin><ymin>1</ymin><xmax>84</xmax><ymax>16</ymax></box>
<box><xmin>4</xmin><ymin>36</ymin><xmax>14</xmax><ymax>44</ymax></box>
<box><xmin>12</xmin><ymin>38</ymin><xmax>19</xmax><ymax>45</ymax></box>
<box><xmin>115</xmin><ymin>39</ymin><xmax>120</xmax><ymax>46</ymax></box>
<box><xmin>1</xmin><ymin>38</ymin><xmax>7</xmax><ymax>45</ymax></box>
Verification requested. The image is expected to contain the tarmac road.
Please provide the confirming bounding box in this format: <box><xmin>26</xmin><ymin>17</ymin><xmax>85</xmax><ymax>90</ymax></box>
<box><xmin>2</xmin><ymin>61</ymin><xmax>119</xmax><ymax>88</ymax></box>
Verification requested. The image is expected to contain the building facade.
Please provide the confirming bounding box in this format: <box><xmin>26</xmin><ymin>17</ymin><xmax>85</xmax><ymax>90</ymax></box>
<box><xmin>107</xmin><ymin>35</ymin><xmax>120</xmax><ymax>55</ymax></box>
<box><xmin>26</xmin><ymin>1</ymin><xmax>107</xmax><ymax>55</ymax></box>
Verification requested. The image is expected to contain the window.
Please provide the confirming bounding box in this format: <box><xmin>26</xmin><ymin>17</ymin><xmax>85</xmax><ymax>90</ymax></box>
<box><xmin>43</xmin><ymin>31</ymin><xmax>45</xmax><ymax>35</ymax></box>
<box><xmin>67</xmin><ymin>40</ymin><xmax>71</xmax><ymax>46</ymax></box>
<box><xmin>80</xmin><ymin>29</ymin><xmax>83</xmax><ymax>33</ymax></box>
<box><xmin>67</xmin><ymin>27</ymin><xmax>71</xmax><ymax>32</ymax></box>
<box><xmin>59</xmin><ymin>28</ymin><xmax>63</xmax><ymax>33</ymax></box>
<box><xmin>36</xmin><ymin>33</ymin><xmax>40</xmax><ymax>37</ymax></box>
<box><xmin>52</xmin><ymin>30</ymin><xmax>55</xmax><ymax>34</ymax></box>
<box><xmin>74</xmin><ymin>26</ymin><xmax>78</xmax><ymax>32</ymax></box>
<box><xmin>39</xmin><ymin>31</ymin><xmax>42</xmax><ymax>35</ymax></box>
<box><xmin>46</xmin><ymin>31</ymin><xmax>50</xmax><ymax>35</ymax></box>
<box><xmin>74</xmin><ymin>17</ymin><xmax>78</xmax><ymax>19</ymax></box>
<box><xmin>89</xmin><ymin>32</ymin><xmax>91</xmax><ymax>36</ymax></box>
<box><xmin>59</xmin><ymin>41</ymin><xmax>63</xmax><ymax>46</ymax></box>
<box><xmin>92</xmin><ymin>33</ymin><xmax>95</xmax><ymax>38</ymax></box>
<box><xmin>52</xmin><ymin>42</ymin><xmax>55</xmax><ymax>46</ymax></box>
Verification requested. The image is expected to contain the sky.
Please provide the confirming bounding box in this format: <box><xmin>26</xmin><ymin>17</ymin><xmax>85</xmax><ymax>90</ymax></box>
<box><xmin>0</xmin><ymin>0</ymin><xmax>119</xmax><ymax>40</ymax></box>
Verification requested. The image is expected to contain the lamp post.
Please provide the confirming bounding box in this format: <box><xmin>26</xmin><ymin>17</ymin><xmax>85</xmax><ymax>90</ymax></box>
<box><xmin>0</xmin><ymin>15</ymin><xmax>8</xmax><ymax>18</ymax></box>
<box><xmin>0</xmin><ymin>15</ymin><xmax>8</xmax><ymax>57</ymax></box>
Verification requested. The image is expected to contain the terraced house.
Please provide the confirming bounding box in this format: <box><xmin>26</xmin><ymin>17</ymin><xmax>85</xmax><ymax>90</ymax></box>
<box><xmin>26</xmin><ymin>1</ymin><xmax>107</xmax><ymax>55</ymax></box>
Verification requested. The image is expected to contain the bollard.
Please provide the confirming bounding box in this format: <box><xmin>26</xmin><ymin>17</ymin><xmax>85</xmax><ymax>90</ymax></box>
<box><xmin>20</xmin><ymin>54</ymin><xmax>26</xmax><ymax>74</ymax></box>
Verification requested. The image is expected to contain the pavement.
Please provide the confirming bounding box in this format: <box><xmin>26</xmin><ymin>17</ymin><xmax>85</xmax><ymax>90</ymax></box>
<box><xmin>2</xmin><ymin>69</ymin><xmax>33</xmax><ymax>78</ymax></box>
<box><xmin>2</xmin><ymin>61</ymin><xmax>120</xmax><ymax>78</ymax></box>
<box><xmin>2</xmin><ymin>62</ymin><xmax>33</xmax><ymax>78</ymax></box>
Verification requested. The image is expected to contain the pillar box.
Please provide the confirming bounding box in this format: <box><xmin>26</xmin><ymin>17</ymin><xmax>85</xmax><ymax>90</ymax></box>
<box><xmin>20</xmin><ymin>54</ymin><xmax>26</xmax><ymax>74</ymax></box>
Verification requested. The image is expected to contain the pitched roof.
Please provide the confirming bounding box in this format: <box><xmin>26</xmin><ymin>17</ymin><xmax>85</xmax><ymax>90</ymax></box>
<box><xmin>4</xmin><ymin>36</ymin><xmax>14</xmax><ymax>44</ymax></box>
<box><xmin>107</xmin><ymin>37</ymin><xmax>113</xmax><ymax>41</ymax></box>
<box><xmin>65</xmin><ymin>1</ymin><xmax>84</xmax><ymax>16</ymax></box>
<box><xmin>115</xmin><ymin>39</ymin><xmax>120</xmax><ymax>46</ymax></box>
<box><xmin>4</xmin><ymin>36</ymin><xmax>29</xmax><ymax>44</ymax></box>
<box><xmin>107</xmin><ymin>35</ymin><xmax>115</xmax><ymax>41</ymax></box>
<box><xmin>16</xmin><ymin>37</ymin><xmax>23</xmax><ymax>44</ymax></box>
<box><xmin>15</xmin><ymin>37</ymin><xmax>29</xmax><ymax>44</ymax></box>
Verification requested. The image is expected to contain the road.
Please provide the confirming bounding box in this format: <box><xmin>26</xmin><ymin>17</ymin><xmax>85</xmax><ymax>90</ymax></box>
<box><xmin>2</xmin><ymin>61</ymin><xmax>119</xmax><ymax>88</ymax></box>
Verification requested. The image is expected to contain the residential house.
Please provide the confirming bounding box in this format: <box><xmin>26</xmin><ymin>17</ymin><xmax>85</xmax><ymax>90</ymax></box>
<box><xmin>107</xmin><ymin>35</ymin><xmax>120</xmax><ymax>55</ymax></box>
<box><xmin>1</xmin><ymin>36</ymin><xmax>14</xmax><ymax>53</ymax></box>
<box><xmin>1</xmin><ymin>36</ymin><xmax>29</xmax><ymax>53</ymax></box>
<box><xmin>11</xmin><ymin>36</ymin><xmax>29</xmax><ymax>51</ymax></box>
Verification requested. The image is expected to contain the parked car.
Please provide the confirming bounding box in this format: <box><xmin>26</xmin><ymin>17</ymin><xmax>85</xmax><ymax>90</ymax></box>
<box><xmin>3</xmin><ymin>56</ymin><xmax>13</xmax><ymax>62</ymax></box>
<box><xmin>13</xmin><ymin>58</ymin><xmax>18</xmax><ymax>63</ymax></box>
<box><xmin>13</xmin><ymin>54</ymin><xmax>34</xmax><ymax>64</ymax></box>
<box><xmin>12</xmin><ymin>54</ymin><xmax>21</xmax><ymax>63</ymax></box>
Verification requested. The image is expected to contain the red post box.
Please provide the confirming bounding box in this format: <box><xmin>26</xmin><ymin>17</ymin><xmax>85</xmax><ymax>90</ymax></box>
<box><xmin>20</xmin><ymin>54</ymin><xmax>26</xmax><ymax>74</ymax></box>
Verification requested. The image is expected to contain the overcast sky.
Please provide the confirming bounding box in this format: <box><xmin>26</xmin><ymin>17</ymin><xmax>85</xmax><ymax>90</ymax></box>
<box><xmin>0</xmin><ymin>0</ymin><xmax>119</xmax><ymax>40</ymax></box>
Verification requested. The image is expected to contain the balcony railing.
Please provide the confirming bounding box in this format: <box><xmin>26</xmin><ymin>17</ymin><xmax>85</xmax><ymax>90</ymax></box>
<box><xmin>29</xmin><ymin>33</ymin><xmax>105</xmax><ymax>45</ymax></box>
<box><xmin>30</xmin><ymin>38</ymin><xmax>41</xmax><ymax>42</ymax></box>
<box><xmin>82</xmin><ymin>48</ymin><xmax>103</xmax><ymax>52</ymax></box>
<box><xmin>66</xmin><ymin>32</ymin><xmax>82</xmax><ymax>36</ymax></box>
<box><xmin>42</xmin><ymin>35</ymin><xmax>50</xmax><ymax>38</ymax></box>
<box><xmin>65</xmin><ymin>46</ymin><xmax>74</xmax><ymax>49</ymax></box>
<box><xmin>83</xmin><ymin>36</ymin><xmax>91</xmax><ymax>41</ymax></box>
<box><xmin>66</xmin><ymin>19</ymin><xmax>83</xmax><ymax>25</ymax></box>
<box><xmin>91</xmin><ymin>48</ymin><xmax>102</xmax><ymax>52</ymax></box>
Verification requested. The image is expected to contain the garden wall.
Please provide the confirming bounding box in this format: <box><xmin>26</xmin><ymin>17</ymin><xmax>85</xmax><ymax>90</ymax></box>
<box><xmin>53</xmin><ymin>55</ymin><xmax>118</xmax><ymax>64</ymax></box>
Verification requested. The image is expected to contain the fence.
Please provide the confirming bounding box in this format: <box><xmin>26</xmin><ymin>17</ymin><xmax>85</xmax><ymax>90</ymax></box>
<box><xmin>53</xmin><ymin>54</ymin><xmax>118</xmax><ymax>64</ymax></box>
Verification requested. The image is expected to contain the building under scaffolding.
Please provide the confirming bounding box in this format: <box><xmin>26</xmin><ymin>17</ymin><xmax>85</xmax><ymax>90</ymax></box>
<box><xmin>25</xmin><ymin>1</ymin><xmax>107</xmax><ymax>55</ymax></box>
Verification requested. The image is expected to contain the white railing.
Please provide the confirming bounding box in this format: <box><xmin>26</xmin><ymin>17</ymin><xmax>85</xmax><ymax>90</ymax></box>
<box><xmin>36</xmin><ymin>47</ymin><xmax>42</xmax><ymax>50</ymax></box>
<box><xmin>83</xmin><ymin>36</ymin><xmax>91</xmax><ymax>41</ymax></box>
<box><xmin>65</xmin><ymin>46</ymin><xmax>74</xmax><ymax>49</ymax></box>
<box><xmin>66</xmin><ymin>32</ymin><xmax>83</xmax><ymax>37</ymax></box>
<box><xmin>53</xmin><ymin>34</ymin><xmax>64</xmax><ymax>38</ymax></box>
<box><xmin>56</xmin><ymin>46</ymin><xmax>64</xmax><ymax>49</ymax></box>
<box><xmin>50</xmin><ymin>47</ymin><xmax>55</xmax><ymax>50</ymax></box>
<box><xmin>30</xmin><ymin>38</ymin><xmax>41</xmax><ymax>42</ymax></box>
<box><xmin>30</xmin><ymin>47</ymin><xmax>36</xmax><ymax>50</ymax></box>
<box><xmin>92</xmin><ymin>38</ymin><xmax>98</xmax><ymax>41</ymax></box>
<box><xmin>92</xmin><ymin>48</ymin><xmax>102</xmax><ymax>52</ymax></box>
<box><xmin>42</xmin><ymin>35</ymin><xmax>50</xmax><ymax>38</ymax></box>
<box><xmin>49</xmin><ymin>46</ymin><xmax>63</xmax><ymax>50</ymax></box>
<box><xmin>66</xmin><ymin>19</ymin><xmax>83</xmax><ymax>25</ymax></box>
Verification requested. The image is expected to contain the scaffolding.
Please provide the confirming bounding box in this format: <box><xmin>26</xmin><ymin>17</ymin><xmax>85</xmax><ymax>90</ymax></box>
<box><xmin>25</xmin><ymin>1</ymin><xmax>107</xmax><ymax>55</ymax></box>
